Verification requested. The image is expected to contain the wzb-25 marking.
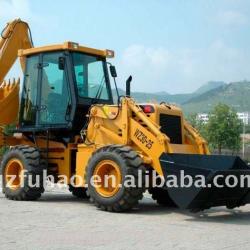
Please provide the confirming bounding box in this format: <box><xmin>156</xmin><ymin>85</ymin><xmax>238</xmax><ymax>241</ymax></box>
<box><xmin>134</xmin><ymin>129</ymin><xmax>154</xmax><ymax>149</ymax></box>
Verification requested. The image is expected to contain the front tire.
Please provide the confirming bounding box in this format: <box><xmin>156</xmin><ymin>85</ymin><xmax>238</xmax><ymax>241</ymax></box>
<box><xmin>86</xmin><ymin>145</ymin><xmax>146</xmax><ymax>212</ymax></box>
<box><xmin>1</xmin><ymin>145</ymin><xmax>46</xmax><ymax>201</ymax></box>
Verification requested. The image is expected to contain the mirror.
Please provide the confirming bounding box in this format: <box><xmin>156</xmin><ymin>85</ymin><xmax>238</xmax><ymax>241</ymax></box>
<box><xmin>58</xmin><ymin>57</ymin><xmax>65</xmax><ymax>70</ymax></box>
<box><xmin>109</xmin><ymin>65</ymin><xmax>117</xmax><ymax>78</ymax></box>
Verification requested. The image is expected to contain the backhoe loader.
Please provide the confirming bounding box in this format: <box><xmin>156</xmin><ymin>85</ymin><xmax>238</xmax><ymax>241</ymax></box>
<box><xmin>1</xmin><ymin>19</ymin><xmax>250</xmax><ymax>212</ymax></box>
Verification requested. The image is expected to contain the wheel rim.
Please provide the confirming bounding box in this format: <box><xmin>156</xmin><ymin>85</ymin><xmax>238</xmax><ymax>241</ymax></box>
<box><xmin>93</xmin><ymin>160</ymin><xmax>122</xmax><ymax>198</ymax></box>
<box><xmin>4</xmin><ymin>159</ymin><xmax>24</xmax><ymax>190</ymax></box>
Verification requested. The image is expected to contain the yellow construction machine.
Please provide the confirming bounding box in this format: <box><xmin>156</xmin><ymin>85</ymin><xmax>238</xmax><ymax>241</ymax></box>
<box><xmin>1</xmin><ymin>19</ymin><xmax>250</xmax><ymax>212</ymax></box>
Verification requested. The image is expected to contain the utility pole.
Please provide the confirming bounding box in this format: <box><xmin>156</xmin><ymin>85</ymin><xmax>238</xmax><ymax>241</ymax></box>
<box><xmin>242</xmin><ymin>120</ymin><xmax>245</xmax><ymax>159</ymax></box>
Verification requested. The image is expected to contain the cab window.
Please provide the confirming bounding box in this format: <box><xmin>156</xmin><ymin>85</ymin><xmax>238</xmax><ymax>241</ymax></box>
<box><xmin>72</xmin><ymin>52</ymin><xmax>110</xmax><ymax>101</ymax></box>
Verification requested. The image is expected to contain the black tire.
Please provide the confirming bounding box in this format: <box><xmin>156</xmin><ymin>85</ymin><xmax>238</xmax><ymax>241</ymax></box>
<box><xmin>1</xmin><ymin>145</ymin><xmax>46</xmax><ymax>201</ymax></box>
<box><xmin>149</xmin><ymin>187</ymin><xmax>177</xmax><ymax>207</ymax></box>
<box><xmin>69</xmin><ymin>185</ymin><xmax>89</xmax><ymax>199</ymax></box>
<box><xmin>86</xmin><ymin>145</ymin><xmax>146</xmax><ymax>212</ymax></box>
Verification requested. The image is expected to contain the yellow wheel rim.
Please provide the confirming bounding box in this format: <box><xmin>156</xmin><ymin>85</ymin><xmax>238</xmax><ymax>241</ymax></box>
<box><xmin>4</xmin><ymin>159</ymin><xmax>24</xmax><ymax>190</ymax></box>
<box><xmin>93</xmin><ymin>160</ymin><xmax>122</xmax><ymax>198</ymax></box>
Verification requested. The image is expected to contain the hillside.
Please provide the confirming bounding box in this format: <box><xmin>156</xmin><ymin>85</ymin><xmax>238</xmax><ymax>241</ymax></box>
<box><xmin>113</xmin><ymin>80</ymin><xmax>224</xmax><ymax>105</ymax></box>
<box><xmin>182</xmin><ymin>81</ymin><xmax>250</xmax><ymax>113</ymax></box>
<box><xmin>194</xmin><ymin>81</ymin><xmax>226</xmax><ymax>95</ymax></box>
<box><xmin>112</xmin><ymin>88</ymin><xmax>193</xmax><ymax>104</ymax></box>
<box><xmin>112</xmin><ymin>81</ymin><xmax>250</xmax><ymax>114</ymax></box>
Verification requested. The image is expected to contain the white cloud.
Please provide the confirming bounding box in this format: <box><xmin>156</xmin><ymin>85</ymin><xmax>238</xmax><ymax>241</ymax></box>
<box><xmin>116</xmin><ymin>41</ymin><xmax>250</xmax><ymax>94</ymax></box>
<box><xmin>217</xmin><ymin>10</ymin><xmax>248</xmax><ymax>26</ymax></box>
<box><xmin>121</xmin><ymin>45</ymin><xmax>170</xmax><ymax>69</ymax></box>
<box><xmin>0</xmin><ymin>0</ymin><xmax>32</xmax><ymax>21</ymax></box>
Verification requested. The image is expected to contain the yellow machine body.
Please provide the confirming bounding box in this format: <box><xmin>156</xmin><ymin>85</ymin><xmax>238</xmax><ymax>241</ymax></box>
<box><xmin>1</xmin><ymin>19</ymin><xmax>250</xmax><ymax>212</ymax></box>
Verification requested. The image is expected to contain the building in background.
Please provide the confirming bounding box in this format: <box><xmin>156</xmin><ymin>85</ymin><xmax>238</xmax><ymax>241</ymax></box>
<box><xmin>237</xmin><ymin>112</ymin><xmax>250</xmax><ymax>125</ymax></box>
<box><xmin>197</xmin><ymin>112</ymin><xmax>250</xmax><ymax>125</ymax></box>
<box><xmin>197</xmin><ymin>113</ymin><xmax>209</xmax><ymax>124</ymax></box>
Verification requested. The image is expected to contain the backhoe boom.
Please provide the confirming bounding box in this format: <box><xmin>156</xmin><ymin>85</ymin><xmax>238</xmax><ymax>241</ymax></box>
<box><xmin>0</xmin><ymin>19</ymin><xmax>33</xmax><ymax>84</ymax></box>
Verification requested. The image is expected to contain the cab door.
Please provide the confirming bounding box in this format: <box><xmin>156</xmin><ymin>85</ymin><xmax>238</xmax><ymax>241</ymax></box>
<box><xmin>38</xmin><ymin>52</ymin><xmax>73</xmax><ymax>127</ymax></box>
<box><xmin>19</xmin><ymin>55</ymin><xmax>39</xmax><ymax>127</ymax></box>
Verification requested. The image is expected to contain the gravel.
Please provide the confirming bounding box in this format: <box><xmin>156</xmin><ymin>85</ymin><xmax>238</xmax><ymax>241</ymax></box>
<box><xmin>1</xmin><ymin>184</ymin><xmax>250</xmax><ymax>250</ymax></box>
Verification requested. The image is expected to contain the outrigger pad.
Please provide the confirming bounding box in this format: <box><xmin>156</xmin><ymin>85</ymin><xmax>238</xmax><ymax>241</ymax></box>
<box><xmin>159</xmin><ymin>154</ymin><xmax>250</xmax><ymax>211</ymax></box>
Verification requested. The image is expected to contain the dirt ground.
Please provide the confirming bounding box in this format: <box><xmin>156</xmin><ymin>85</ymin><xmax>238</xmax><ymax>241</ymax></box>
<box><xmin>0</xmin><ymin>185</ymin><xmax>250</xmax><ymax>250</ymax></box>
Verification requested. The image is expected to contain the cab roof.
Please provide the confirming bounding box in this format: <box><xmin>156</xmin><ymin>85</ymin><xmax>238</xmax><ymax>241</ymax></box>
<box><xmin>18</xmin><ymin>41</ymin><xmax>115</xmax><ymax>58</ymax></box>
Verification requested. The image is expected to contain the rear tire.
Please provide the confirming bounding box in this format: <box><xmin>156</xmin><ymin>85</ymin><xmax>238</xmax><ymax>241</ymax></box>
<box><xmin>69</xmin><ymin>185</ymin><xmax>89</xmax><ymax>199</ymax></box>
<box><xmin>1</xmin><ymin>145</ymin><xmax>46</xmax><ymax>201</ymax></box>
<box><xmin>86</xmin><ymin>145</ymin><xmax>146</xmax><ymax>212</ymax></box>
<box><xmin>149</xmin><ymin>187</ymin><xmax>177</xmax><ymax>207</ymax></box>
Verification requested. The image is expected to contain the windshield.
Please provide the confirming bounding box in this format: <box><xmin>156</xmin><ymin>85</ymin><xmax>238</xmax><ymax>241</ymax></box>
<box><xmin>72</xmin><ymin>52</ymin><xmax>111</xmax><ymax>100</ymax></box>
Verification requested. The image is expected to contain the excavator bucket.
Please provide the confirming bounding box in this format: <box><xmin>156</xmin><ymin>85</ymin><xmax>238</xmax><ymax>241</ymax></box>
<box><xmin>0</xmin><ymin>79</ymin><xmax>19</xmax><ymax>125</ymax></box>
<box><xmin>160</xmin><ymin>153</ymin><xmax>250</xmax><ymax>211</ymax></box>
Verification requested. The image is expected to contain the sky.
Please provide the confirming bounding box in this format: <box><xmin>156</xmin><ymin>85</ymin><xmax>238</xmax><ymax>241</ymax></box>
<box><xmin>1</xmin><ymin>0</ymin><xmax>250</xmax><ymax>94</ymax></box>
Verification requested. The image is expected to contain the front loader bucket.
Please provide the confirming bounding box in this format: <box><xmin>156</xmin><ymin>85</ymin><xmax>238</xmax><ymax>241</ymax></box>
<box><xmin>160</xmin><ymin>154</ymin><xmax>250</xmax><ymax>211</ymax></box>
<box><xmin>0</xmin><ymin>79</ymin><xmax>19</xmax><ymax>125</ymax></box>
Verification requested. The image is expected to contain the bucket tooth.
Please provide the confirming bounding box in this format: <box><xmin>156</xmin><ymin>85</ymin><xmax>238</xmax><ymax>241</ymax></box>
<box><xmin>1</xmin><ymin>80</ymin><xmax>6</xmax><ymax>87</ymax></box>
<box><xmin>0</xmin><ymin>78</ymin><xmax>20</xmax><ymax>125</ymax></box>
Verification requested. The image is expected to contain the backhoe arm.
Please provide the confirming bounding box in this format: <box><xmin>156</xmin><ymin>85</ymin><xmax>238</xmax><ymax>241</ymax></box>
<box><xmin>0</xmin><ymin>19</ymin><xmax>33</xmax><ymax>84</ymax></box>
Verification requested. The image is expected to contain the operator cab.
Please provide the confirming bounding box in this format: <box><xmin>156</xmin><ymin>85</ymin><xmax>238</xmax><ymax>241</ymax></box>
<box><xmin>72</xmin><ymin>51</ymin><xmax>113</xmax><ymax>133</ymax></box>
<box><xmin>18</xmin><ymin>42</ymin><xmax>114</xmax><ymax>138</ymax></box>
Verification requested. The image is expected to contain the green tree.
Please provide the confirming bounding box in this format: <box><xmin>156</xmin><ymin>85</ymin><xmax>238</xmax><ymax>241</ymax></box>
<box><xmin>206</xmin><ymin>103</ymin><xmax>242</xmax><ymax>154</ymax></box>
<box><xmin>186</xmin><ymin>113</ymin><xmax>207</xmax><ymax>137</ymax></box>
<box><xmin>186</xmin><ymin>113</ymin><xmax>198</xmax><ymax>128</ymax></box>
